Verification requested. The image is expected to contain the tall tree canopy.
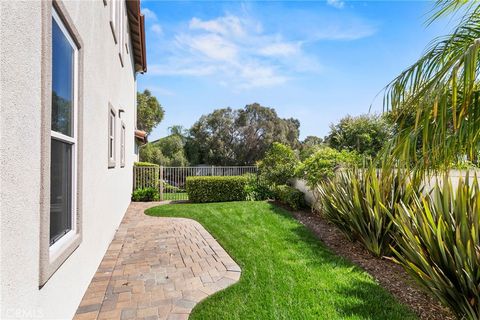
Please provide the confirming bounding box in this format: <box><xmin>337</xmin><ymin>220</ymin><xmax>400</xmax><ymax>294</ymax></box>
<box><xmin>186</xmin><ymin>103</ymin><xmax>300</xmax><ymax>165</ymax></box>
<box><xmin>299</xmin><ymin>135</ymin><xmax>324</xmax><ymax>160</ymax></box>
<box><xmin>137</xmin><ymin>90</ymin><xmax>164</xmax><ymax>136</ymax></box>
<box><xmin>384</xmin><ymin>1</ymin><xmax>480</xmax><ymax>168</ymax></box>
<box><xmin>326</xmin><ymin>114</ymin><xmax>392</xmax><ymax>158</ymax></box>
<box><xmin>140</xmin><ymin>126</ymin><xmax>189</xmax><ymax>166</ymax></box>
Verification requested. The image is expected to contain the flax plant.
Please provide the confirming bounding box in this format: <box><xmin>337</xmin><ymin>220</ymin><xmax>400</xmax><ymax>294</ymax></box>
<box><xmin>392</xmin><ymin>175</ymin><xmax>480</xmax><ymax>319</ymax></box>
<box><xmin>317</xmin><ymin>166</ymin><xmax>418</xmax><ymax>257</ymax></box>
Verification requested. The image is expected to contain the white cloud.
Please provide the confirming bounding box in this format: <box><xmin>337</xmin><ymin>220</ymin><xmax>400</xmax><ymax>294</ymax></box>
<box><xmin>177</xmin><ymin>33</ymin><xmax>238</xmax><ymax>61</ymax></box>
<box><xmin>258</xmin><ymin>42</ymin><xmax>300</xmax><ymax>57</ymax></box>
<box><xmin>327</xmin><ymin>0</ymin><xmax>345</xmax><ymax>9</ymax></box>
<box><xmin>148</xmin><ymin>86</ymin><xmax>176</xmax><ymax>97</ymax></box>
<box><xmin>147</xmin><ymin>14</ymin><xmax>313</xmax><ymax>89</ymax></box>
<box><xmin>149</xmin><ymin>63</ymin><xmax>217</xmax><ymax>77</ymax></box>
<box><xmin>141</xmin><ymin>8</ymin><xmax>158</xmax><ymax>21</ymax></box>
<box><xmin>148</xmin><ymin>10</ymin><xmax>374</xmax><ymax>90</ymax></box>
<box><xmin>151</xmin><ymin>24</ymin><xmax>163</xmax><ymax>36</ymax></box>
<box><xmin>189</xmin><ymin>16</ymin><xmax>246</xmax><ymax>37</ymax></box>
<box><xmin>238</xmin><ymin>64</ymin><xmax>289</xmax><ymax>88</ymax></box>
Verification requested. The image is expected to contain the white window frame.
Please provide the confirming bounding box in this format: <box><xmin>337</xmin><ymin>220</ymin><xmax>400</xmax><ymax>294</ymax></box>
<box><xmin>108</xmin><ymin>106</ymin><xmax>116</xmax><ymax>168</ymax></box>
<box><xmin>120</xmin><ymin>122</ymin><xmax>126</xmax><ymax>167</ymax></box>
<box><xmin>109</xmin><ymin>0</ymin><xmax>118</xmax><ymax>43</ymax></box>
<box><xmin>49</xmin><ymin>8</ymin><xmax>78</xmax><ymax>260</ymax></box>
<box><xmin>118</xmin><ymin>0</ymin><xmax>125</xmax><ymax>66</ymax></box>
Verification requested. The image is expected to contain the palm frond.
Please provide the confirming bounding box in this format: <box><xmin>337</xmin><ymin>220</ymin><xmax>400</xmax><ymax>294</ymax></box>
<box><xmin>383</xmin><ymin>3</ymin><xmax>480</xmax><ymax>169</ymax></box>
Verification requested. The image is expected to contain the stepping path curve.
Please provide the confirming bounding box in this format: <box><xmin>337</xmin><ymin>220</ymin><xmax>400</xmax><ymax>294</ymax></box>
<box><xmin>74</xmin><ymin>202</ymin><xmax>241</xmax><ymax>320</ymax></box>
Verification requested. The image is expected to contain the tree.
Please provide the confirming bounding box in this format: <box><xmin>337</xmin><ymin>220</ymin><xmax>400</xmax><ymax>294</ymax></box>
<box><xmin>383</xmin><ymin>1</ymin><xmax>480</xmax><ymax>168</ymax></box>
<box><xmin>325</xmin><ymin>114</ymin><xmax>392</xmax><ymax>158</ymax></box>
<box><xmin>139</xmin><ymin>143</ymin><xmax>167</xmax><ymax>165</ymax></box>
<box><xmin>299</xmin><ymin>135</ymin><xmax>324</xmax><ymax>160</ymax></box>
<box><xmin>187</xmin><ymin>103</ymin><xmax>300</xmax><ymax>165</ymax></box>
<box><xmin>137</xmin><ymin>90</ymin><xmax>164</xmax><ymax>136</ymax></box>
<box><xmin>140</xmin><ymin>125</ymin><xmax>189</xmax><ymax>166</ymax></box>
<box><xmin>296</xmin><ymin>146</ymin><xmax>360</xmax><ymax>188</ymax></box>
<box><xmin>258</xmin><ymin>143</ymin><xmax>299</xmax><ymax>185</ymax></box>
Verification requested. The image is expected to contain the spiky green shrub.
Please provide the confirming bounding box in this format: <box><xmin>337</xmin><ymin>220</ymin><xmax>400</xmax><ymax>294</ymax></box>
<box><xmin>392</xmin><ymin>175</ymin><xmax>480</xmax><ymax>319</ymax></box>
<box><xmin>317</xmin><ymin>167</ymin><xmax>417</xmax><ymax>257</ymax></box>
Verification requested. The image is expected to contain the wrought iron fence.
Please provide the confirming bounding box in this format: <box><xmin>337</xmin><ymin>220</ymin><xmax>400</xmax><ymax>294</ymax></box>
<box><xmin>133</xmin><ymin>165</ymin><xmax>257</xmax><ymax>201</ymax></box>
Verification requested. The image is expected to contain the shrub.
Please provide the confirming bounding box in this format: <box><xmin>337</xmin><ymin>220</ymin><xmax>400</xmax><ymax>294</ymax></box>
<box><xmin>258</xmin><ymin>142</ymin><xmax>299</xmax><ymax>185</ymax></box>
<box><xmin>392</xmin><ymin>175</ymin><xmax>480</xmax><ymax>319</ymax></box>
<box><xmin>132</xmin><ymin>187</ymin><xmax>159</xmax><ymax>202</ymax></box>
<box><xmin>186</xmin><ymin>176</ymin><xmax>247</xmax><ymax>203</ymax></box>
<box><xmin>134</xmin><ymin>161</ymin><xmax>159</xmax><ymax>167</ymax></box>
<box><xmin>134</xmin><ymin>162</ymin><xmax>159</xmax><ymax>189</ymax></box>
<box><xmin>164</xmin><ymin>182</ymin><xmax>184</xmax><ymax>193</ymax></box>
<box><xmin>274</xmin><ymin>184</ymin><xmax>306</xmax><ymax>210</ymax></box>
<box><xmin>244</xmin><ymin>173</ymin><xmax>275</xmax><ymax>201</ymax></box>
<box><xmin>296</xmin><ymin>147</ymin><xmax>359</xmax><ymax>189</ymax></box>
<box><xmin>317</xmin><ymin>166</ymin><xmax>418</xmax><ymax>257</ymax></box>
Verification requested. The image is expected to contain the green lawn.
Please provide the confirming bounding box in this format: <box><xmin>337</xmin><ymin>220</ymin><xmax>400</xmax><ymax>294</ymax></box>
<box><xmin>146</xmin><ymin>201</ymin><xmax>417</xmax><ymax>320</ymax></box>
<box><xmin>162</xmin><ymin>192</ymin><xmax>188</xmax><ymax>201</ymax></box>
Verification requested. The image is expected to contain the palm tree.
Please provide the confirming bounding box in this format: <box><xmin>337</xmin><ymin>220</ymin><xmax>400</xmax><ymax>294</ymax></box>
<box><xmin>384</xmin><ymin>0</ymin><xmax>480</xmax><ymax>170</ymax></box>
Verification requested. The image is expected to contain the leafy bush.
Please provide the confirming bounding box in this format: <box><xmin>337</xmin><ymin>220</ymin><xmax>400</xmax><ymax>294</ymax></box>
<box><xmin>164</xmin><ymin>182</ymin><xmax>184</xmax><ymax>193</ymax></box>
<box><xmin>296</xmin><ymin>147</ymin><xmax>359</xmax><ymax>188</ymax></box>
<box><xmin>134</xmin><ymin>162</ymin><xmax>159</xmax><ymax>189</ymax></box>
<box><xmin>326</xmin><ymin>114</ymin><xmax>393</xmax><ymax>158</ymax></box>
<box><xmin>392</xmin><ymin>176</ymin><xmax>480</xmax><ymax>319</ymax></box>
<box><xmin>132</xmin><ymin>187</ymin><xmax>159</xmax><ymax>202</ymax></box>
<box><xmin>317</xmin><ymin>167</ymin><xmax>418</xmax><ymax>257</ymax></box>
<box><xmin>186</xmin><ymin>176</ymin><xmax>248</xmax><ymax>203</ymax></box>
<box><xmin>274</xmin><ymin>185</ymin><xmax>306</xmax><ymax>210</ymax></box>
<box><xmin>258</xmin><ymin>142</ymin><xmax>299</xmax><ymax>185</ymax></box>
<box><xmin>244</xmin><ymin>173</ymin><xmax>275</xmax><ymax>201</ymax></box>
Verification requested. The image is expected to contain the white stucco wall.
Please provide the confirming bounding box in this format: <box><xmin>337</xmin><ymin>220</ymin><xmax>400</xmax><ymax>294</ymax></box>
<box><xmin>1</xmin><ymin>1</ymin><xmax>138</xmax><ymax>319</ymax></box>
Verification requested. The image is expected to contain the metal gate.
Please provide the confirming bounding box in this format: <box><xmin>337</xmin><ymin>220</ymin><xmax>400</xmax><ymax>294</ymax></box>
<box><xmin>133</xmin><ymin>165</ymin><xmax>257</xmax><ymax>201</ymax></box>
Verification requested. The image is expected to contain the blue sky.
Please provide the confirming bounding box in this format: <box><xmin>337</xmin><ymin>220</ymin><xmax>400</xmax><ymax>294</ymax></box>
<box><xmin>138</xmin><ymin>0</ymin><xmax>454</xmax><ymax>141</ymax></box>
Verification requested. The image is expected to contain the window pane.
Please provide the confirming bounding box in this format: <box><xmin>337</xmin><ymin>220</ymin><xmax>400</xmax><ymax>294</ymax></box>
<box><xmin>109</xmin><ymin>114</ymin><xmax>113</xmax><ymax>136</ymax></box>
<box><xmin>50</xmin><ymin>139</ymin><xmax>72</xmax><ymax>244</ymax></box>
<box><xmin>110</xmin><ymin>138</ymin><xmax>113</xmax><ymax>158</ymax></box>
<box><xmin>52</xmin><ymin>17</ymin><xmax>74</xmax><ymax>136</ymax></box>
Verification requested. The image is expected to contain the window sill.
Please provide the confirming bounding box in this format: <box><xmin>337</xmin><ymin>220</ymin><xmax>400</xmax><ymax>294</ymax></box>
<box><xmin>40</xmin><ymin>231</ymin><xmax>81</xmax><ymax>287</ymax></box>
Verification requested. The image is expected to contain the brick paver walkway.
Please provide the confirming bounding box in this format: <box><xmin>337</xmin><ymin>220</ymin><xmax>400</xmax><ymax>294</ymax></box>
<box><xmin>74</xmin><ymin>202</ymin><xmax>241</xmax><ymax>320</ymax></box>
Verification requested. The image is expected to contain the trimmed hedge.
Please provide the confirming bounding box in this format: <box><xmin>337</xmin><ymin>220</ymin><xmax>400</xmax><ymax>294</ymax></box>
<box><xmin>134</xmin><ymin>161</ymin><xmax>159</xmax><ymax>167</ymax></box>
<box><xmin>186</xmin><ymin>176</ymin><xmax>247</xmax><ymax>203</ymax></box>
<box><xmin>274</xmin><ymin>185</ymin><xmax>306</xmax><ymax>210</ymax></box>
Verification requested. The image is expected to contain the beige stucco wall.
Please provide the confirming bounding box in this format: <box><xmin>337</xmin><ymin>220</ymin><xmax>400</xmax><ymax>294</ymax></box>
<box><xmin>0</xmin><ymin>1</ymin><xmax>138</xmax><ymax>319</ymax></box>
<box><xmin>292</xmin><ymin>170</ymin><xmax>480</xmax><ymax>207</ymax></box>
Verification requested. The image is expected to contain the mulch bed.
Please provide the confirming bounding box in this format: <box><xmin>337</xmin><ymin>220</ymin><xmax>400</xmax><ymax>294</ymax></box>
<box><xmin>278</xmin><ymin>203</ymin><xmax>454</xmax><ymax>320</ymax></box>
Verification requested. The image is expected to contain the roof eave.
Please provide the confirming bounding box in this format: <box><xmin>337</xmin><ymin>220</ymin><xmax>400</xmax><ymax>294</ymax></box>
<box><xmin>126</xmin><ymin>0</ymin><xmax>147</xmax><ymax>73</ymax></box>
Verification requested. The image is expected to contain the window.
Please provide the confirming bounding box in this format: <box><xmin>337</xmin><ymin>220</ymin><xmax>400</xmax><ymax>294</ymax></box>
<box><xmin>109</xmin><ymin>0</ymin><xmax>118</xmax><ymax>43</ymax></box>
<box><xmin>50</xmin><ymin>8</ymin><xmax>78</xmax><ymax>248</ymax></box>
<box><xmin>118</xmin><ymin>1</ymin><xmax>125</xmax><ymax>66</ymax></box>
<box><xmin>120</xmin><ymin>122</ymin><xmax>126</xmax><ymax>167</ymax></box>
<box><xmin>108</xmin><ymin>106</ymin><xmax>116</xmax><ymax>168</ymax></box>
